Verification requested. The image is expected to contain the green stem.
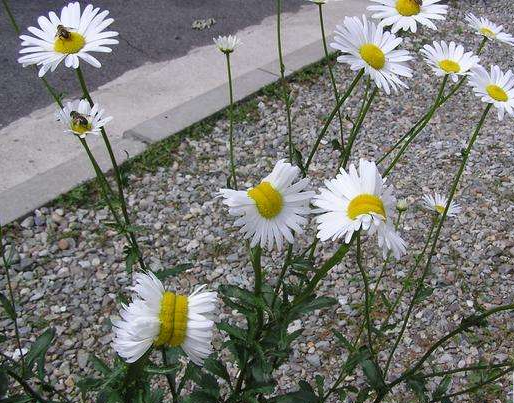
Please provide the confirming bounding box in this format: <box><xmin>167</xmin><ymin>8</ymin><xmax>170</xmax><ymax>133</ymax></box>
<box><xmin>384</xmin><ymin>104</ymin><xmax>492</xmax><ymax>377</ymax></box>
<box><xmin>271</xmin><ymin>244</ymin><xmax>293</xmax><ymax>309</ymax></box>
<box><xmin>356</xmin><ymin>232</ymin><xmax>374</xmax><ymax>356</ymax></box>
<box><xmin>383</xmin><ymin>75</ymin><xmax>448</xmax><ymax>177</ymax></box>
<box><xmin>5</xmin><ymin>368</ymin><xmax>49</xmax><ymax>403</ymax></box>
<box><xmin>340</xmin><ymin>82</ymin><xmax>376</xmax><ymax>170</ymax></box>
<box><xmin>161</xmin><ymin>348</ymin><xmax>178</xmax><ymax>402</ymax></box>
<box><xmin>0</xmin><ymin>224</ymin><xmax>26</xmax><ymax>374</ymax></box>
<box><xmin>318</xmin><ymin>4</ymin><xmax>345</xmax><ymax>148</ymax></box>
<box><xmin>76</xmin><ymin>67</ymin><xmax>146</xmax><ymax>272</ymax></box>
<box><xmin>421</xmin><ymin>361</ymin><xmax>513</xmax><ymax>379</ymax></box>
<box><xmin>304</xmin><ymin>69</ymin><xmax>364</xmax><ymax>174</ymax></box>
<box><xmin>225</xmin><ymin>52</ymin><xmax>238</xmax><ymax>190</ymax></box>
<box><xmin>276</xmin><ymin>0</ymin><xmax>294</xmax><ymax>162</ymax></box>
<box><xmin>251</xmin><ymin>245</ymin><xmax>264</xmax><ymax>331</ymax></box>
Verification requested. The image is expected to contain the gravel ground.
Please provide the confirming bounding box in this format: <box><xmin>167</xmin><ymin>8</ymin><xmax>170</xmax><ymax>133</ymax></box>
<box><xmin>1</xmin><ymin>0</ymin><xmax>513</xmax><ymax>402</ymax></box>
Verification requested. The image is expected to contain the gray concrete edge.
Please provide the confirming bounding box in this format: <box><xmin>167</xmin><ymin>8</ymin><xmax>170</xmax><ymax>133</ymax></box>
<box><xmin>1</xmin><ymin>38</ymin><xmax>328</xmax><ymax>226</ymax></box>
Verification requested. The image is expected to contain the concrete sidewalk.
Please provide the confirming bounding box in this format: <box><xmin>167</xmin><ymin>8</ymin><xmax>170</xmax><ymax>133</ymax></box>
<box><xmin>0</xmin><ymin>1</ymin><xmax>367</xmax><ymax>225</ymax></box>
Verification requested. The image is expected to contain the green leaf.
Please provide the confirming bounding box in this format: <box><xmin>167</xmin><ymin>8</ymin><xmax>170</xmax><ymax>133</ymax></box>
<box><xmin>90</xmin><ymin>355</ymin><xmax>111</xmax><ymax>376</ymax></box>
<box><xmin>198</xmin><ymin>373</ymin><xmax>219</xmax><ymax>398</ymax></box>
<box><xmin>203</xmin><ymin>357</ymin><xmax>231</xmax><ymax>384</ymax></box>
<box><xmin>217</xmin><ymin>321</ymin><xmax>247</xmax><ymax>341</ymax></box>
<box><xmin>0</xmin><ymin>293</ymin><xmax>15</xmax><ymax>320</ymax></box>
<box><xmin>315</xmin><ymin>375</ymin><xmax>324</xmax><ymax>397</ymax></box>
<box><xmin>0</xmin><ymin>396</ymin><xmax>34</xmax><ymax>403</ymax></box>
<box><xmin>336</xmin><ymin>388</ymin><xmax>347</xmax><ymax>400</ymax></box>
<box><xmin>155</xmin><ymin>263</ymin><xmax>193</xmax><ymax>280</ymax></box>
<box><xmin>77</xmin><ymin>377</ymin><xmax>103</xmax><ymax>396</ymax></box>
<box><xmin>124</xmin><ymin>246</ymin><xmax>138</xmax><ymax>274</ymax></box>
<box><xmin>413</xmin><ymin>285</ymin><xmax>434</xmax><ymax>305</ymax></box>
<box><xmin>0</xmin><ymin>333</ymin><xmax>6</xmax><ymax>343</ymax></box>
<box><xmin>331</xmin><ymin>139</ymin><xmax>342</xmax><ymax>151</ymax></box>
<box><xmin>433</xmin><ymin>376</ymin><xmax>452</xmax><ymax>400</ymax></box>
<box><xmin>25</xmin><ymin>328</ymin><xmax>55</xmax><ymax>379</ymax></box>
<box><xmin>288</xmin><ymin>296</ymin><xmax>337</xmax><ymax>320</ymax></box>
<box><xmin>358</xmin><ymin>350</ymin><xmax>386</xmax><ymax>394</ymax></box>
<box><xmin>177</xmin><ymin>361</ymin><xmax>203</xmax><ymax>394</ymax></box>
<box><xmin>356</xmin><ymin>388</ymin><xmax>370</xmax><ymax>403</ymax></box>
<box><xmin>182</xmin><ymin>391</ymin><xmax>217</xmax><ymax>403</ymax></box>
<box><xmin>333</xmin><ymin>330</ymin><xmax>356</xmax><ymax>352</ymax></box>
<box><xmin>145</xmin><ymin>364</ymin><xmax>181</xmax><ymax>375</ymax></box>
<box><xmin>406</xmin><ymin>376</ymin><xmax>429</xmax><ymax>403</ymax></box>
<box><xmin>0</xmin><ymin>369</ymin><xmax>8</xmax><ymax>397</ymax></box>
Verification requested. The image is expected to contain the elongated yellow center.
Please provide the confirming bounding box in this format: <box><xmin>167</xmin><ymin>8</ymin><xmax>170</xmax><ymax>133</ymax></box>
<box><xmin>359</xmin><ymin>44</ymin><xmax>385</xmax><ymax>70</ymax></box>
<box><xmin>347</xmin><ymin>194</ymin><xmax>386</xmax><ymax>220</ymax></box>
<box><xmin>154</xmin><ymin>292</ymin><xmax>188</xmax><ymax>347</ymax></box>
<box><xmin>438</xmin><ymin>59</ymin><xmax>461</xmax><ymax>73</ymax></box>
<box><xmin>486</xmin><ymin>84</ymin><xmax>508</xmax><ymax>102</ymax></box>
<box><xmin>435</xmin><ymin>204</ymin><xmax>445</xmax><ymax>214</ymax></box>
<box><xmin>480</xmin><ymin>27</ymin><xmax>496</xmax><ymax>38</ymax></box>
<box><xmin>247</xmin><ymin>181</ymin><xmax>283</xmax><ymax>219</ymax></box>
<box><xmin>71</xmin><ymin>121</ymin><xmax>92</xmax><ymax>135</ymax></box>
<box><xmin>54</xmin><ymin>31</ymin><xmax>85</xmax><ymax>54</ymax></box>
<box><xmin>396</xmin><ymin>0</ymin><xmax>421</xmax><ymax>16</ymax></box>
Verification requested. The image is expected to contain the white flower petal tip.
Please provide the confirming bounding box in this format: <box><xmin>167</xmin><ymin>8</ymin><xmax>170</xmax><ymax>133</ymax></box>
<box><xmin>313</xmin><ymin>158</ymin><xmax>406</xmax><ymax>259</ymax></box>
<box><xmin>219</xmin><ymin>160</ymin><xmax>314</xmax><ymax>251</ymax></box>
<box><xmin>368</xmin><ymin>0</ymin><xmax>448</xmax><ymax>34</ymax></box>
<box><xmin>420</xmin><ymin>40</ymin><xmax>480</xmax><ymax>82</ymax></box>
<box><xmin>468</xmin><ymin>65</ymin><xmax>514</xmax><ymax>121</ymax></box>
<box><xmin>330</xmin><ymin>15</ymin><xmax>413</xmax><ymax>95</ymax></box>
<box><xmin>56</xmin><ymin>99</ymin><xmax>112</xmax><ymax>138</ymax></box>
<box><xmin>213</xmin><ymin>35</ymin><xmax>241</xmax><ymax>53</ymax></box>
<box><xmin>465</xmin><ymin>13</ymin><xmax>514</xmax><ymax>47</ymax></box>
<box><xmin>112</xmin><ymin>271</ymin><xmax>217</xmax><ymax>366</ymax></box>
<box><xmin>18</xmin><ymin>2</ymin><xmax>119</xmax><ymax>76</ymax></box>
<box><xmin>422</xmin><ymin>192</ymin><xmax>461</xmax><ymax>218</ymax></box>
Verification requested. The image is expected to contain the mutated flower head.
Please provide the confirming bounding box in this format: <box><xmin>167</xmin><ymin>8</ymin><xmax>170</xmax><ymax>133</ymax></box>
<box><xmin>422</xmin><ymin>192</ymin><xmax>461</xmax><ymax>217</ymax></box>
<box><xmin>213</xmin><ymin>35</ymin><xmax>241</xmax><ymax>53</ymax></box>
<box><xmin>313</xmin><ymin>159</ymin><xmax>406</xmax><ymax>259</ymax></box>
<box><xmin>112</xmin><ymin>272</ymin><xmax>217</xmax><ymax>365</ymax></box>
<box><xmin>468</xmin><ymin>65</ymin><xmax>514</xmax><ymax>121</ymax></box>
<box><xmin>56</xmin><ymin>99</ymin><xmax>112</xmax><ymax>138</ymax></box>
<box><xmin>219</xmin><ymin>160</ymin><xmax>314</xmax><ymax>250</ymax></box>
<box><xmin>368</xmin><ymin>0</ymin><xmax>448</xmax><ymax>34</ymax></box>
<box><xmin>18</xmin><ymin>2</ymin><xmax>119</xmax><ymax>77</ymax></box>
<box><xmin>465</xmin><ymin>13</ymin><xmax>514</xmax><ymax>47</ymax></box>
<box><xmin>330</xmin><ymin>15</ymin><xmax>413</xmax><ymax>95</ymax></box>
<box><xmin>421</xmin><ymin>41</ymin><xmax>480</xmax><ymax>83</ymax></box>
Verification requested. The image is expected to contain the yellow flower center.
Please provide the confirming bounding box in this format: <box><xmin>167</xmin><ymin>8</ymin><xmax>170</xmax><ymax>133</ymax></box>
<box><xmin>54</xmin><ymin>31</ymin><xmax>86</xmax><ymax>54</ymax></box>
<box><xmin>479</xmin><ymin>27</ymin><xmax>496</xmax><ymax>38</ymax></box>
<box><xmin>71</xmin><ymin>121</ymin><xmax>92</xmax><ymax>135</ymax></box>
<box><xmin>486</xmin><ymin>84</ymin><xmax>508</xmax><ymax>102</ymax></box>
<box><xmin>438</xmin><ymin>59</ymin><xmax>461</xmax><ymax>74</ymax></box>
<box><xmin>347</xmin><ymin>194</ymin><xmax>386</xmax><ymax>220</ymax></box>
<box><xmin>434</xmin><ymin>204</ymin><xmax>445</xmax><ymax>214</ymax></box>
<box><xmin>154</xmin><ymin>292</ymin><xmax>188</xmax><ymax>347</ymax></box>
<box><xmin>247</xmin><ymin>181</ymin><xmax>283</xmax><ymax>219</ymax></box>
<box><xmin>396</xmin><ymin>0</ymin><xmax>421</xmax><ymax>16</ymax></box>
<box><xmin>359</xmin><ymin>44</ymin><xmax>386</xmax><ymax>70</ymax></box>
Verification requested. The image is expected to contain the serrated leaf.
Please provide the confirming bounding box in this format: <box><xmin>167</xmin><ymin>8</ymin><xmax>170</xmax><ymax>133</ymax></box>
<box><xmin>217</xmin><ymin>321</ymin><xmax>247</xmax><ymax>341</ymax></box>
<box><xmin>204</xmin><ymin>357</ymin><xmax>231</xmax><ymax>384</ymax></box>
<box><xmin>145</xmin><ymin>364</ymin><xmax>181</xmax><ymax>375</ymax></box>
<box><xmin>90</xmin><ymin>355</ymin><xmax>111</xmax><ymax>376</ymax></box>
<box><xmin>406</xmin><ymin>376</ymin><xmax>428</xmax><ymax>403</ymax></box>
<box><xmin>413</xmin><ymin>285</ymin><xmax>434</xmax><ymax>305</ymax></box>
<box><xmin>25</xmin><ymin>328</ymin><xmax>55</xmax><ymax>379</ymax></box>
<box><xmin>333</xmin><ymin>330</ymin><xmax>356</xmax><ymax>352</ymax></box>
<box><xmin>0</xmin><ymin>293</ymin><xmax>15</xmax><ymax>320</ymax></box>
<box><xmin>155</xmin><ymin>263</ymin><xmax>192</xmax><ymax>280</ymax></box>
<box><xmin>315</xmin><ymin>375</ymin><xmax>324</xmax><ymax>397</ymax></box>
<box><xmin>433</xmin><ymin>376</ymin><xmax>452</xmax><ymax>400</ymax></box>
<box><xmin>288</xmin><ymin>296</ymin><xmax>337</xmax><ymax>320</ymax></box>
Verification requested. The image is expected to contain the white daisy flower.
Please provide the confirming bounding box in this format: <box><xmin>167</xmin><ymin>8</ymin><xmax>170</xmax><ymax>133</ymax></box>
<box><xmin>368</xmin><ymin>0</ymin><xmax>448</xmax><ymax>34</ymax></box>
<box><xmin>313</xmin><ymin>159</ymin><xmax>406</xmax><ymax>259</ymax></box>
<box><xmin>465</xmin><ymin>13</ymin><xmax>514</xmax><ymax>47</ymax></box>
<box><xmin>219</xmin><ymin>160</ymin><xmax>314</xmax><ymax>250</ymax></box>
<box><xmin>420</xmin><ymin>41</ymin><xmax>480</xmax><ymax>82</ymax></box>
<box><xmin>330</xmin><ymin>15</ymin><xmax>413</xmax><ymax>95</ymax></box>
<box><xmin>213</xmin><ymin>35</ymin><xmax>241</xmax><ymax>53</ymax></box>
<box><xmin>56</xmin><ymin>99</ymin><xmax>112</xmax><ymax>138</ymax></box>
<box><xmin>468</xmin><ymin>65</ymin><xmax>514</xmax><ymax>121</ymax></box>
<box><xmin>18</xmin><ymin>2</ymin><xmax>119</xmax><ymax>77</ymax></box>
<box><xmin>112</xmin><ymin>272</ymin><xmax>217</xmax><ymax>365</ymax></box>
<box><xmin>422</xmin><ymin>192</ymin><xmax>461</xmax><ymax>217</ymax></box>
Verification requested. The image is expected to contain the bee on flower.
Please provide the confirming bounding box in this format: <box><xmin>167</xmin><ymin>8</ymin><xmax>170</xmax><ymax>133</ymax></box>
<box><xmin>56</xmin><ymin>99</ymin><xmax>112</xmax><ymax>138</ymax></box>
<box><xmin>313</xmin><ymin>159</ymin><xmax>406</xmax><ymax>259</ymax></box>
<box><xmin>18</xmin><ymin>2</ymin><xmax>119</xmax><ymax>77</ymax></box>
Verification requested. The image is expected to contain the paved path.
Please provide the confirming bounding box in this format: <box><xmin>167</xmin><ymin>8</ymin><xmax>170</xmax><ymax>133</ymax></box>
<box><xmin>0</xmin><ymin>0</ymin><xmax>368</xmax><ymax>225</ymax></box>
<box><xmin>0</xmin><ymin>0</ymin><xmax>301</xmax><ymax>128</ymax></box>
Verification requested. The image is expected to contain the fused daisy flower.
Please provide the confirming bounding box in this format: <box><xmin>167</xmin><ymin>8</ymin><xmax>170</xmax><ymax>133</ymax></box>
<box><xmin>330</xmin><ymin>15</ymin><xmax>413</xmax><ymax>95</ymax></box>
<box><xmin>368</xmin><ymin>0</ymin><xmax>448</xmax><ymax>34</ymax></box>
<box><xmin>219</xmin><ymin>160</ymin><xmax>314</xmax><ymax>250</ymax></box>
<box><xmin>213</xmin><ymin>35</ymin><xmax>241</xmax><ymax>53</ymax></box>
<box><xmin>421</xmin><ymin>41</ymin><xmax>480</xmax><ymax>83</ymax></box>
<box><xmin>422</xmin><ymin>192</ymin><xmax>461</xmax><ymax>217</ymax></box>
<box><xmin>112</xmin><ymin>272</ymin><xmax>217</xmax><ymax>365</ymax></box>
<box><xmin>465</xmin><ymin>13</ymin><xmax>514</xmax><ymax>47</ymax></box>
<box><xmin>18</xmin><ymin>2</ymin><xmax>119</xmax><ymax>77</ymax></box>
<box><xmin>313</xmin><ymin>159</ymin><xmax>406</xmax><ymax>259</ymax></box>
<box><xmin>57</xmin><ymin>99</ymin><xmax>112</xmax><ymax>138</ymax></box>
<box><xmin>468</xmin><ymin>65</ymin><xmax>514</xmax><ymax>121</ymax></box>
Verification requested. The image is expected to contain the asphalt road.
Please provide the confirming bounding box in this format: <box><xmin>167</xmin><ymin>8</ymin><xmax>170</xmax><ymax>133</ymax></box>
<box><xmin>0</xmin><ymin>0</ymin><xmax>301</xmax><ymax>129</ymax></box>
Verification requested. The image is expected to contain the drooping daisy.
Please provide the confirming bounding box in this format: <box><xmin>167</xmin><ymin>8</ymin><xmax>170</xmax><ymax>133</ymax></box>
<box><xmin>219</xmin><ymin>160</ymin><xmax>314</xmax><ymax>250</ymax></box>
<box><xmin>420</xmin><ymin>41</ymin><xmax>480</xmax><ymax>82</ymax></box>
<box><xmin>57</xmin><ymin>99</ymin><xmax>112</xmax><ymax>138</ymax></box>
<box><xmin>213</xmin><ymin>35</ymin><xmax>241</xmax><ymax>54</ymax></box>
<box><xmin>368</xmin><ymin>0</ymin><xmax>448</xmax><ymax>34</ymax></box>
<box><xmin>313</xmin><ymin>159</ymin><xmax>406</xmax><ymax>259</ymax></box>
<box><xmin>112</xmin><ymin>272</ymin><xmax>217</xmax><ymax>365</ymax></box>
<box><xmin>330</xmin><ymin>15</ymin><xmax>413</xmax><ymax>94</ymax></box>
<box><xmin>465</xmin><ymin>13</ymin><xmax>514</xmax><ymax>47</ymax></box>
<box><xmin>18</xmin><ymin>2</ymin><xmax>119</xmax><ymax>77</ymax></box>
<box><xmin>422</xmin><ymin>192</ymin><xmax>461</xmax><ymax>217</ymax></box>
<box><xmin>468</xmin><ymin>65</ymin><xmax>514</xmax><ymax>121</ymax></box>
